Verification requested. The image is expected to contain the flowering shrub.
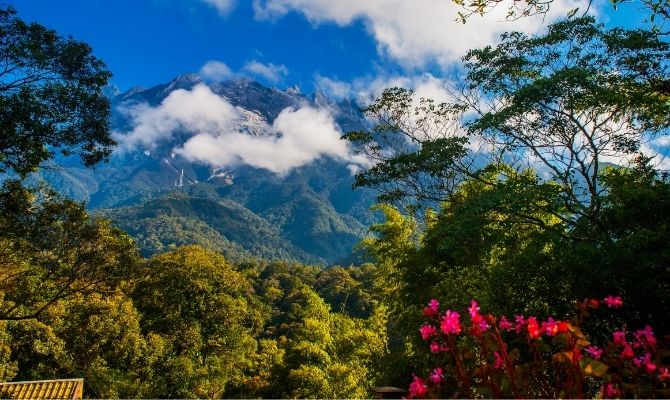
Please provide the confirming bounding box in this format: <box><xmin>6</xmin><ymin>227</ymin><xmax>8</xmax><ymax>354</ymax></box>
<box><xmin>408</xmin><ymin>297</ymin><xmax>670</xmax><ymax>398</ymax></box>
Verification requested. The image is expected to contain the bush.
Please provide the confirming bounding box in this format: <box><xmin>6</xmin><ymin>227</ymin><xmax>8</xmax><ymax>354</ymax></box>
<box><xmin>408</xmin><ymin>297</ymin><xmax>670</xmax><ymax>398</ymax></box>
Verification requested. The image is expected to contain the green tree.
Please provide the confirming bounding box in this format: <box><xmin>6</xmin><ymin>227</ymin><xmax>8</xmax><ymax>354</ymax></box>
<box><xmin>0</xmin><ymin>6</ymin><xmax>114</xmax><ymax>177</ymax></box>
<box><xmin>347</xmin><ymin>17</ymin><xmax>670</xmax><ymax>232</ymax></box>
<box><xmin>315</xmin><ymin>265</ymin><xmax>376</xmax><ymax>318</ymax></box>
<box><xmin>0</xmin><ymin>183</ymin><xmax>140</xmax><ymax>321</ymax></box>
<box><xmin>132</xmin><ymin>246</ymin><xmax>262</xmax><ymax>398</ymax></box>
<box><xmin>565</xmin><ymin>161</ymin><xmax>670</xmax><ymax>333</ymax></box>
<box><xmin>5</xmin><ymin>291</ymin><xmax>161</xmax><ymax>398</ymax></box>
<box><xmin>464</xmin><ymin>16</ymin><xmax>670</xmax><ymax>228</ymax></box>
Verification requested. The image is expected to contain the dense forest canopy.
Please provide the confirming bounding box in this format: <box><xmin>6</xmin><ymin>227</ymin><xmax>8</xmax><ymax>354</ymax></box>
<box><xmin>0</xmin><ymin>1</ymin><xmax>669</xmax><ymax>398</ymax></box>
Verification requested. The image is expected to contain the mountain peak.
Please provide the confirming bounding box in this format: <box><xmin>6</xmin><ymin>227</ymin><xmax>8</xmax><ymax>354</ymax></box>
<box><xmin>172</xmin><ymin>73</ymin><xmax>202</xmax><ymax>84</ymax></box>
<box><xmin>285</xmin><ymin>84</ymin><xmax>301</xmax><ymax>95</ymax></box>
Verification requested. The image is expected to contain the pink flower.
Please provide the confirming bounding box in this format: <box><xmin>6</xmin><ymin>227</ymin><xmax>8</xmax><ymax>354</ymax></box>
<box><xmin>621</xmin><ymin>345</ymin><xmax>635</xmax><ymax>360</ymax></box>
<box><xmin>419</xmin><ymin>324</ymin><xmax>437</xmax><ymax>341</ymax></box>
<box><xmin>632</xmin><ymin>353</ymin><xmax>657</xmax><ymax>375</ymax></box>
<box><xmin>542</xmin><ymin>317</ymin><xmax>558</xmax><ymax>336</ymax></box>
<box><xmin>585</xmin><ymin>346</ymin><xmax>604</xmax><ymax>360</ymax></box>
<box><xmin>429</xmin><ymin>341</ymin><xmax>448</xmax><ymax>354</ymax></box>
<box><xmin>467</xmin><ymin>300</ymin><xmax>489</xmax><ymax>334</ymax></box>
<box><xmin>514</xmin><ymin>315</ymin><xmax>526</xmax><ymax>333</ymax></box>
<box><xmin>476</xmin><ymin>318</ymin><xmax>489</xmax><ymax>332</ymax></box>
<box><xmin>499</xmin><ymin>316</ymin><xmax>513</xmax><ymax>331</ymax></box>
<box><xmin>602</xmin><ymin>383</ymin><xmax>621</xmax><ymax>398</ymax></box>
<box><xmin>468</xmin><ymin>300</ymin><xmax>480</xmax><ymax>318</ymax></box>
<box><xmin>527</xmin><ymin>317</ymin><xmax>542</xmax><ymax>339</ymax></box>
<box><xmin>658</xmin><ymin>367</ymin><xmax>670</xmax><ymax>381</ymax></box>
<box><xmin>646</xmin><ymin>362</ymin><xmax>657</xmax><ymax>374</ymax></box>
<box><xmin>587</xmin><ymin>299</ymin><xmax>600</xmax><ymax>308</ymax></box>
<box><xmin>613</xmin><ymin>330</ymin><xmax>627</xmax><ymax>346</ymax></box>
<box><xmin>556</xmin><ymin>321</ymin><xmax>570</xmax><ymax>334</ymax></box>
<box><xmin>633</xmin><ymin>352</ymin><xmax>651</xmax><ymax>368</ymax></box>
<box><xmin>408</xmin><ymin>375</ymin><xmax>428</xmax><ymax>398</ymax></box>
<box><xmin>603</xmin><ymin>295</ymin><xmax>623</xmax><ymax>308</ymax></box>
<box><xmin>423</xmin><ymin>299</ymin><xmax>440</xmax><ymax>318</ymax></box>
<box><xmin>493</xmin><ymin>351</ymin><xmax>504</xmax><ymax>369</ymax></box>
<box><xmin>440</xmin><ymin>310</ymin><xmax>462</xmax><ymax>335</ymax></box>
<box><xmin>634</xmin><ymin>325</ymin><xmax>657</xmax><ymax>348</ymax></box>
<box><xmin>429</xmin><ymin>368</ymin><xmax>444</xmax><ymax>384</ymax></box>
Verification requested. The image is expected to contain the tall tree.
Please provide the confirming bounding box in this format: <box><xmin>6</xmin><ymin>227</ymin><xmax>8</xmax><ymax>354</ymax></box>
<box><xmin>0</xmin><ymin>6</ymin><xmax>114</xmax><ymax>177</ymax></box>
<box><xmin>346</xmin><ymin>17</ymin><xmax>670</xmax><ymax>232</ymax></box>
<box><xmin>464</xmin><ymin>16</ymin><xmax>670</xmax><ymax>227</ymax></box>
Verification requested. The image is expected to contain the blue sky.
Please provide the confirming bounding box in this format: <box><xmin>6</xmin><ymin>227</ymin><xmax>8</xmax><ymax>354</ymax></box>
<box><xmin>14</xmin><ymin>0</ymin><xmax>381</xmax><ymax>92</ymax></box>
<box><xmin>13</xmin><ymin>0</ymin><xmax>644</xmax><ymax>94</ymax></box>
<box><xmin>12</xmin><ymin>1</ymin><xmax>666</xmax><ymax>175</ymax></box>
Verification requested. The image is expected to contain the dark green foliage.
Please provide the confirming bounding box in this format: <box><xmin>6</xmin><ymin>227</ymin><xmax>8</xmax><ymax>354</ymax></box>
<box><xmin>99</xmin><ymin>193</ymin><xmax>310</xmax><ymax>263</ymax></box>
<box><xmin>0</xmin><ymin>6</ymin><xmax>114</xmax><ymax>177</ymax></box>
<box><xmin>566</xmin><ymin>164</ymin><xmax>670</xmax><ymax>333</ymax></box>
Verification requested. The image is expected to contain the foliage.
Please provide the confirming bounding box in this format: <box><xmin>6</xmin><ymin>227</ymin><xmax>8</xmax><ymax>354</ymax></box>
<box><xmin>451</xmin><ymin>0</ymin><xmax>670</xmax><ymax>32</ymax></box>
<box><xmin>361</xmin><ymin>161</ymin><xmax>670</xmax><ymax>387</ymax></box>
<box><xmin>97</xmin><ymin>184</ymin><xmax>370</xmax><ymax>265</ymax></box>
<box><xmin>131</xmin><ymin>246</ymin><xmax>268</xmax><ymax>398</ymax></box>
<box><xmin>408</xmin><ymin>297</ymin><xmax>670</xmax><ymax>398</ymax></box>
<box><xmin>0</xmin><ymin>181</ymin><xmax>140</xmax><ymax>321</ymax></box>
<box><xmin>565</xmin><ymin>163</ymin><xmax>670</xmax><ymax>333</ymax></box>
<box><xmin>0</xmin><ymin>6</ymin><xmax>114</xmax><ymax>177</ymax></box>
<box><xmin>0</xmin><ymin>240</ymin><xmax>387</xmax><ymax>398</ymax></box>
<box><xmin>464</xmin><ymin>16</ymin><xmax>670</xmax><ymax>226</ymax></box>
<box><xmin>347</xmin><ymin>17</ymin><xmax>670</xmax><ymax>229</ymax></box>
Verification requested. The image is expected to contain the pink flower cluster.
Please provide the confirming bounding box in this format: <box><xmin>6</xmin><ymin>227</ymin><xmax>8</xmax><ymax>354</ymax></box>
<box><xmin>408</xmin><ymin>295</ymin><xmax>669</xmax><ymax>399</ymax></box>
<box><xmin>420</xmin><ymin>299</ymin><xmax>573</xmax><ymax>341</ymax></box>
<box><xmin>582</xmin><ymin>295</ymin><xmax>624</xmax><ymax>309</ymax></box>
<box><xmin>468</xmin><ymin>300</ymin><xmax>488</xmax><ymax>334</ymax></box>
<box><xmin>409</xmin><ymin>375</ymin><xmax>427</xmax><ymax>398</ymax></box>
<box><xmin>605</xmin><ymin>325</ymin><xmax>668</xmax><ymax>385</ymax></box>
<box><xmin>440</xmin><ymin>310</ymin><xmax>462</xmax><ymax>335</ymax></box>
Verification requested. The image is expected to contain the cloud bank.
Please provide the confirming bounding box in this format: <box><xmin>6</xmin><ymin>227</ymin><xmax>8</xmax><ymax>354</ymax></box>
<box><xmin>114</xmin><ymin>84</ymin><xmax>366</xmax><ymax>175</ymax></box>
<box><xmin>253</xmin><ymin>0</ymin><xmax>590</xmax><ymax>67</ymax></box>
<box><xmin>199</xmin><ymin>59</ymin><xmax>290</xmax><ymax>84</ymax></box>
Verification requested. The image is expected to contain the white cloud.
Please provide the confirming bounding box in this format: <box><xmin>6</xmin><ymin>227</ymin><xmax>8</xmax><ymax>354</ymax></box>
<box><xmin>253</xmin><ymin>0</ymin><xmax>591</xmax><ymax>68</ymax></box>
<box><xmin>242</xmin><ymin>60</ymin><xmax>289</xmax><ymax>83</ymax></box>
<box><xmin>114</xmin><ymin>84</ymin><xmax>240</xmax><ymax>152</ymax></box>
<box><xmin>178</xmin><ymin>105</ymin><xmax>368</xmax><ymax>175</ymax></box>
<box><xmin>198</xmin><ymin>59</ymin><xmax>292</xmax><ymax>83</ymax></box>
<box><xmin>202</xmin><ymin>0</ymin><xmax>236</xmax><ymax>15</ymax></box>
<box><xmin>315</xmin><ymin>72</ymin><xmax>451</xmax><ymax>106</ymax></box>
<box><xmin>199</xmin><ymin>60</ymin><xmax>235</xmax><ymax>81</ymax></box>
<box><xmin>314</xmin><ymin>75</ymin><xmax>352</xmax><ymax>100</ymax></box>
<box><xmin>113</xmin><ymin>84</ymin><xmax>366</xmax><ymax>175</ymax></box>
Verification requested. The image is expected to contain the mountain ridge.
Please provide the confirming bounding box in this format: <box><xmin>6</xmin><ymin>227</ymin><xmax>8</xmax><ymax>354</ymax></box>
<box><xmin>42</xmin><ymin>75</ymin><xmax>377</xmax><ymax>265</ymax></box>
